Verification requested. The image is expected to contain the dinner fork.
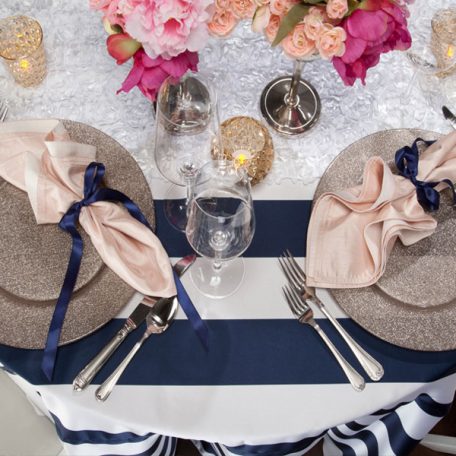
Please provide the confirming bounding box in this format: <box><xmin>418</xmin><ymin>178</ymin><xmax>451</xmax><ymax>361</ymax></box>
<box><xmin>279</xmin><ymin>250</ymin><xmax>384</xmax><ymax>381</ymax></box>
<box><xmin>283</xmin><ymin>284</ymin><xmax>365</xmax><ymax>392</ymax></box>
<box><xmin>0</xmin><ymin>100</ymin><xmax>8</xmax><ymax>122</ymax></box>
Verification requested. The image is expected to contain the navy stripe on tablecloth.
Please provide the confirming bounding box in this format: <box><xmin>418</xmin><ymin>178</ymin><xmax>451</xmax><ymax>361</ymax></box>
<box><xmin>2</xmin><ymin>318</ymin><xmax>456</xmax><ymax>386</ymax></box>
<box><xmin>329</xmin><ymin>393</ymin><xmax>452</xmax><ymax>456</ymax></box>
<box><xmin>51</xmin><ymin>413</ymin><xmax>153</xmax><ymax>445</ymax></box>
<box><xmin>154</xmin><ymin>200</ymin><xmax>312</xmax><ymax>258</ymax></box>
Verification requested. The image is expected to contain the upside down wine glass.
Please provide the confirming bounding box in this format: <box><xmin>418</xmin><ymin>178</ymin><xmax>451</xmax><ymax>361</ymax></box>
<box><xmin>186</xmin><ymin>160</ymin><xmax>256</xmax><ymax>299</ymax></box>
<box><xmin>154</xmin><ymin>73</ymin><xmax>221</xmax><ymax>231</ymax></box>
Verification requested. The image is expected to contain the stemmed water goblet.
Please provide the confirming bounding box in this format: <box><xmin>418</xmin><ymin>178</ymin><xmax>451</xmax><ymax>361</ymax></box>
<box><xmin>154</xmin><ymin>72</ymin><xmax>221</xmax><ymax>231</ymax></box>
<box><xmin>185</xmin><ymin>160</ymin><xmax>256</xmax><ymax>299</ymax></box>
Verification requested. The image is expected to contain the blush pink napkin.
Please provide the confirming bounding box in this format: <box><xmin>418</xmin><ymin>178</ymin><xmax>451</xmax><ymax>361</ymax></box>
<box><xmin>0</xmin><ymin>119</ymin><xmax>176</xmax><ymax>298</ymax></box>
<box><xmin>306</xmin><ymin>131</ymin><xmax>456</xmax><ymax>289</ymax></box>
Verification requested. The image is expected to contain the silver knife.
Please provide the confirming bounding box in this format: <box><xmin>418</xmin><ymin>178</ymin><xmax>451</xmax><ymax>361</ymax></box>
<box><xmin>442</xmin><ymin>106</ymin><xmax>456</xmax><ymax>129</ymax></box>
<box><xmin>72</xmin><ymin>254</ymin><xmax>196</xmax><ymax>391</ymax></box>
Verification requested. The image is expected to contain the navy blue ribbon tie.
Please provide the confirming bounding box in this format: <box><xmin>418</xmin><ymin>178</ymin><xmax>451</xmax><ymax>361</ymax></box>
<box><xmin>42</xmin><ymin>162</ymin><xmax>208</xmax><ymax>380</ymax></box>
<box><xmin>395</xmin><ymin>138</ymin><xmax>456</xmax><ymax>212</ymax></box>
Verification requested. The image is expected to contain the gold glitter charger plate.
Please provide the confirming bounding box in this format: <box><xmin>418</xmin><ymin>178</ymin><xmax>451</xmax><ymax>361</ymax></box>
<box><xmin>0</xmin><ymin>120</ymin><xmax>154</xmax><ymax>349</ymax></box>
<box><xmin>313</xmin><ymin>128</ymin><xmax>456</xmax><ymax>352</ymax></box>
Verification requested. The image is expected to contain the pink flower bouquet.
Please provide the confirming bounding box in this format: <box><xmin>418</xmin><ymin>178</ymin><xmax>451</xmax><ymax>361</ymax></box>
<box><xmin>90</xmin><ymin>0</ymin><xmax>215</xmax><ymax>101</ymax></box>
<box><xmin>252</xmin><ymin>0</ymin><xmax>413</xmax><ymax>85</ymax></box>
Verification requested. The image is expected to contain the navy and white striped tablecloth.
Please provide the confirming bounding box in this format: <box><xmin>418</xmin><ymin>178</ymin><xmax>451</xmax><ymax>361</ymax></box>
<box><xmin>2</xmin><ymin>184</ymin><xmax>456</xmax><ymax>456</ymax></box>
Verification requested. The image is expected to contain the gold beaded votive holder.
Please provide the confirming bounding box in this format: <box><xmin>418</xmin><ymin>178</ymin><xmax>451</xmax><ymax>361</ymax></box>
<box><xmin>0</xmin><ymin>15</ymin><xmax>47</xmax><ymax>87</ymax></box>
<box><xmin>431</xmin><ymin>8</ymin><xmax>456</xmax><ymax>78</ymax></box>
<box><xmin>213</xmin><ymin>116</ymin><xmax>274</xmax><ymax>186</ymax></box>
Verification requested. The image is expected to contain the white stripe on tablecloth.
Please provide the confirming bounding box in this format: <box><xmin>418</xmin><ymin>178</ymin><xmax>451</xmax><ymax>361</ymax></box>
<box><xmin>36</xmin><ymin>374</ymin><xmax>456</xmax><ymax>447</ymax></box>
<box><xmin>150</xmin><ymin>179</ymin><xmax>318</xmax><ymax>201</ymax></box>
<box><xmin>117</xmin><ymin>258</ymin><xmax>348</xmax><ymax>320</ymax></box>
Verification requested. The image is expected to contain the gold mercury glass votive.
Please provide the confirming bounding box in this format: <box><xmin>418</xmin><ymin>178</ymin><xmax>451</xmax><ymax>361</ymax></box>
<box><xmin>0</xmin><ymin>16</ymin><xmax>47</xmax><ymax>87</ymax></box>
<box><xmin>431</xmin><ymin>8</ymin><xmax>456</xmax><ymax>78</ymax></box>
<box><xmin>213</xmin><ymin>116</ymin><xmax>274</xmax><ymax>186</ymax></box>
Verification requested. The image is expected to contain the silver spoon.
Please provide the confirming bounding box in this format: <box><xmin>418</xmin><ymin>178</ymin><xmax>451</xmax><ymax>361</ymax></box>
<box><xmin>442</xmin><ymin>106</ymin><xmax>456</xmax><ymax>129</ymax></box>
<box><xmin>95</xmin><ymin>295</ymin><xmax>179</xmax><ymax>401</ymax></box>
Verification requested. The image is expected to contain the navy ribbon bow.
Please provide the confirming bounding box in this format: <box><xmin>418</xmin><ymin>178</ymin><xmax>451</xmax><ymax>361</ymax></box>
<box><xmin>42</xmin><ymin>162</ymin><xmax>208</xmax><ymax>380</ymax></box>
<box><xmin>395</xmin><ymin>138</ymin><xmax>456</xmax><ymax>212</ymax></box>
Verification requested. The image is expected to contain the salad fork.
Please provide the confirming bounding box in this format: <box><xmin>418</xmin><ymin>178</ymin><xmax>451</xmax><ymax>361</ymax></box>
<box><xmin>279</xmin><ymin>250</ymin><xmax>384</xmax><ymax>381</ymax></box>
<box><xmin>283</xmin><ymin>284</ymin><xmax>365</xmax><ymax>392</ymax></box>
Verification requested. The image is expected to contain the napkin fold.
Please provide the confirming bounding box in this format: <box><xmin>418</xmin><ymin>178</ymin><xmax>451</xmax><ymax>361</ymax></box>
<box><xmin>0</xmin><ymin>119</ymin><xmax>176</xmax><ymax>298</ymax></box>
<box><xmin>306</xmin><ymin>131</ymin><xmax>456</xmax><ymax>289</ymax></box>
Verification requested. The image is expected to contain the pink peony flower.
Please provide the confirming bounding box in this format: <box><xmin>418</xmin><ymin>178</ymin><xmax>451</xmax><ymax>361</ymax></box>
<box><xmin>326</xmin><ymin>0</ymin><xmax>348</xmax><ymax>20</ymax></box>
<box><xmin>118</xmin><ymin>49</ymin><xmax>199</xmax><ymax>101</ymax></box>
<box><xmin>333</xmin><ymin>0</ymin><xmax>412</xmax><ymax>85</ymax></box>
<box><xmin>90</xmin><ymin>0</ymin><xmax>126</xmax><ymax>27</ymax></box>
<box><xmin>208</xmin><ymin>7</ymin><xmax>238</xmax><ymax>37</ymax></box>
<box><xmin>316</xmin><ymin>24</ymin><xmax>346</xmax><ymax>60</ymax></box>
<box><xmin>124</xmin><ymin>0</ymin><xmax>214</xmax><ymax>60</ymax></box>
<box><xmin>282</xmin><ymin>23</ymin><xmax>316</xmax><ymax>59</ymax></box>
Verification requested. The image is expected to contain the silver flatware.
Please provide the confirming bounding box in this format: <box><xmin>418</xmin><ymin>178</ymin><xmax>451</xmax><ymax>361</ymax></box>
<box><xmin>95</xmin><ymin>293</ymin><xmax>179</xmax><ymax>401</ymax></box>
<box><xmin>0</xmin><ymin>100</ymin><xmax>8</xmax><ymax>122</ymax></box>
<box><xmin>442</xmin><ymin>106</ymin><xmax>456</xmax><ymax>129</ymax></box>
<box><xmin>279</xmin><ymin>250</ymin><xmax>384</xmax><ymax>382</ymax></box>
<box><xmin>73</xmin><ymin>254</ymin><xmax>196</xmax><ymax>391</ymax></box>
<box><xmin>283</xmin><ymin>284</ymin><xmax>365</xmax><ymax>392</ymax></box>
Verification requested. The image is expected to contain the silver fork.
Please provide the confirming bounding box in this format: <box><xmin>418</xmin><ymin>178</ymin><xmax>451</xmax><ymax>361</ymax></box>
<box><xmin>279</xmin><ymin>250</ymin><xmax>384</xmax><ymax>381</ymax></box>
<box><xmin>283</xmin><ymin>284</ymin><xmax>365</xmax><ymax>392</ymax></box>
<box><xmin>0</xmin><ymin>100</ymin><xmax>8</xmax><ymax>122</ymax></box>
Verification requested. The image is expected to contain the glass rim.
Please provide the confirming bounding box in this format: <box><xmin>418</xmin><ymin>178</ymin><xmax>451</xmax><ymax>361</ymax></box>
<box><xmin>431</xmin><ymin>8</ymin><xmax>456</xmax><ymax>41</ymax></box>
<box><xmin>0</xmin><ymin>15</ymin><xmax>43</xmax><ymax>61</ymax></box>
<box><xmin>191</xmin><ymin>165</ymin><xmax>253</xmax><ymax>222</ymax></box>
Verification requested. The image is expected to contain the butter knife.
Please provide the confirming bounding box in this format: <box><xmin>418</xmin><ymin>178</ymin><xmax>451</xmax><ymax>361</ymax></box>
<box><xmin>72</xmin><ymin>254</ymin><xmax>196</xmax><ymax>391</ymax></box>
<box><xmin>442</xmin><ymin>106</ymin><xmax>456</xmax><ymax>129</ymax></box>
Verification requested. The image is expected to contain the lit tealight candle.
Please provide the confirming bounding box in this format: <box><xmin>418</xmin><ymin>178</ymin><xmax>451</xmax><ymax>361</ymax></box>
<box><xmin>233</xmin><ymin>149</ymin><xmax>253</xmax><ymax>169</ymax></box>
<box><xmin>0</xmin><ymin>16</ymin><xmax>47</xmax><ymax>87</ymax></box>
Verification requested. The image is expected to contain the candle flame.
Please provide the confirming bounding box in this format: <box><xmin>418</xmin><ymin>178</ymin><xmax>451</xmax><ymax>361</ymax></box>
<box><xmin>448</xmin><ymin>45</ymin><xmax>455</xmax><ymax>59</ymax></box>
<box><xmin>236</xmin><ymin>154</ymin><xmax>247</xmax><ymax>166</ymax></box>
<box><xmin>19</xmin><ymin>59</ymin><xmax>29</xmax><ymax>70</ymax></box>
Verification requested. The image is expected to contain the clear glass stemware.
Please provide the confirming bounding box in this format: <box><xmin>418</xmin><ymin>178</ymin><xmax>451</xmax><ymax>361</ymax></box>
<box><xmin>186</xmin><ymin>160</ymin><xmax>255</xmax><ymax>299</ymax></box>
<box><xmin>154</xmin><ymin>72</ymin><xmax>221</xmax><ymax>231</ymax></box>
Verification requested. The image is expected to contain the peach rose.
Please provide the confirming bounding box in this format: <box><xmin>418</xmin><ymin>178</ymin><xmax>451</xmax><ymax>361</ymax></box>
<box><xmin>255</xmin><ymin>0</ymin><xmax>270</xmax><ymax>5</ymax></box>
<box><xmin>265</xmin><ymin>14</ymin><xmax>281</xmax><ymax>42</ymax></box>
<box><xmin>326</xmin><ymin>0</ymin><xmax>348</xmax><ymax>20</ymax></box>
<box><xmin>231</xmin><ymin>0</ymin><xmax>257</xmax><ymax>19</ymax></box>
<box><xmin>269</xmin><ymin>0</ymin><xmax>299</xmax><ymax>17</ymax></box>
<box><xmin>216</xmin><ymin>0</ymin><xmax>230</xmax><ymax>7</ymax></box>
<box><xmin>316</xmin><ymin>24</ymin><xmax>346</xmax><ymax>60</ymax></box>
<box><xmin>282</xmin><ymin>23</ymin><xmax>316</xmax><ymax>59</ymax></box>
<box><xmin>252</xmin><ymin>4</ymin><xmax>271</xmax><ymax>33</ymax></box>
<box><xmin>303</xmin><ymin>8</ymin><xmax>325</xmax><ymax>40</ymax></box>
<box><xmin>208</xmin><ymin>8</ymin><xmax>239</xmax><ymax>36</ymax></box>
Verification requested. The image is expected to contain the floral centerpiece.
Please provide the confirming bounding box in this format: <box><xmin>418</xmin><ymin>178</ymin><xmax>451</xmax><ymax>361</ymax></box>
<box><xmin>250</xmin><ymin>0</ymin><xmax>413</xmax><ymax>85</ymax></box>
<box><xmin>89</xmin><ymin>0</ymin><xmax>216</xmax><ymax>101</ymax></box>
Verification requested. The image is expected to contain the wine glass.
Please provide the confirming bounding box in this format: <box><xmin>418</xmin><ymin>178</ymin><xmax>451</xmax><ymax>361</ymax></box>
<box><xmin>185</xmin><ymin>160</ymin><xmax>255</xmax><ymax>299</ymax></box>
<box><xmin>154</xmin><ymin>72</ymin><xmax>222</xmax><ymax>231</ymax></box>
<box><xmin>402</xmin><ymin>7</ymin><xmax>456</xmax><ymax>105</ymax></box>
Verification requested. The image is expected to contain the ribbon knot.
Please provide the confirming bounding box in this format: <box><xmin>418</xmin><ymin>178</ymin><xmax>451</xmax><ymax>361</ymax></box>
<box><xmin>42</xmin><ymin>162</ymin><xmax>208</xmax><ymax>381</ymax></box>
<box><xmin>395</xmin><ymin>138</ymin><xmax>456</xmax><ymax>212</ymax></box>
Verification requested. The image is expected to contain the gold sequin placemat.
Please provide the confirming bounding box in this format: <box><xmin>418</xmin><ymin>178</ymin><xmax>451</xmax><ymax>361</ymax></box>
<box><xmin>0</xmin><ymin>120</ymin><xmax>155</xmax><ymax>349</ymax></box>
<box><xmin>312</xmin><ymin>129</ymin><xmax>456</xmax><ymax>351</ymax></box>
